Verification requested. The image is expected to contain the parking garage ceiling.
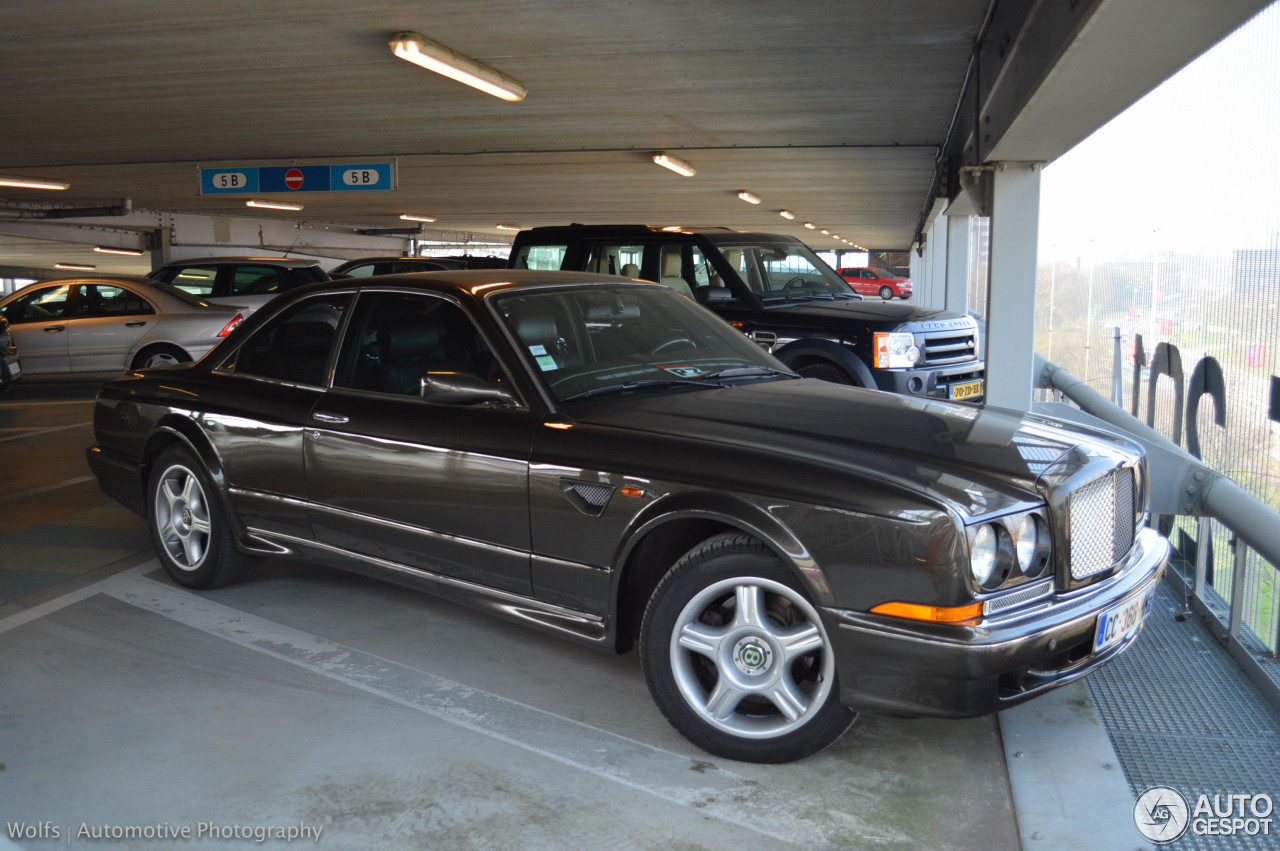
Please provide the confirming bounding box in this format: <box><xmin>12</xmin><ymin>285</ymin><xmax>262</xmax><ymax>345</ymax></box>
<box><xmin>0</xmin><ymin>0</ymin><xmax>988</xmax><ymax>262</ymax></box>
<box><xmin>0</xmin><ymin>0</ymin><xmax>1270</xmax><ymax>272</ymax></box>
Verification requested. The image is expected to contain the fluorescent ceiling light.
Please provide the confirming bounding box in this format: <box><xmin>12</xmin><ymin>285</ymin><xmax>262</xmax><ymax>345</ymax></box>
<box><xmin>779</xmin><ymin>210</ymin><xmax>795</xmax><ymax>220</ymax></box>
<box><xmin>737</xmin><ymin>190</ymin><xmax>761</xmax><ymax>205</ymax></box>
<box><xmin>820</xmin><ymin>229</ymin><xmax>830</xmax><ymax>235</ymax></box>
<box><xmin>495</xmin><ymin>223</ymin><xmax>521</xmax><ymax>231</ymax></box>
<box><xmin>55</xmin><ymin>262</ymin><xmax>95</xmax><ymax>270</ymax></box>
<box><xmin>94</xmin><ymin>246</ymin><xmax>145</xmax><ymax>256</ymax></box>
<box><xmin>652</xmin><ymin>153</ymin><xmax>696</xmax><ymax>177</ymax></box>
<box><xmin>661</xmin><ymin>226</ymin><xmax>685</xmax><ymax>232</ymax></box>
<box><xmin>803</xmin><ymin>222</ymin><xmax>816</xmax><ymax>230</ymax></box>
<box><xmin>390</xmin><ymin>32</ymin><xmax>527</xmax><ymax>102</ymax></box>
<box><xmin>400</xmin><ymin>214</ymin><xmax>437</xmax><ymax>223</ymax></box>
<box><xmin>246</xmin><ymin>199</ymin><xmax>303</xmax><ymax>211</ymax></box>
<box><xmin>0</xmin><ymin>175</ymin><xmax>69</xmax><ymax>190</ymax></box>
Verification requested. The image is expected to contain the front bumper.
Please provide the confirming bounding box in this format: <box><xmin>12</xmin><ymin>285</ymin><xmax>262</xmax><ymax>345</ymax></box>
<box><xmin>86</xmin><ymin>445</ymin><xmax>146</xmax><ymax>516</ymax></box>
<box><xmin>824</xmin><ymin>527</ymin><xmax>1169</xmax><ymax>717</ymax></box>
<box><xmin>874</xmin><ymin>361</ymin><xmax>985</xmax><ymax>403</ymax></box>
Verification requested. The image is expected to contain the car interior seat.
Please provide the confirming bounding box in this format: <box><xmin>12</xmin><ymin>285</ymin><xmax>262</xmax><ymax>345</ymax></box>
<box><xmin>660</xmin><ymin>253</ymin><xmax>694</xmax><ymax>298</ymax></box>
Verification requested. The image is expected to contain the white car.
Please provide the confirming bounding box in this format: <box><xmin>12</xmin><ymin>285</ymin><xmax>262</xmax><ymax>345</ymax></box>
<box><xmin>0</xmin><ymin>276</ymin><xmax>244</xmax><ymax>375</ymax></box>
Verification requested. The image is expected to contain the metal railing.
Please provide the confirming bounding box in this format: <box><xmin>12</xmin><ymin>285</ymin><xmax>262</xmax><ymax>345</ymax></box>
<box><xmin>1033</xmin><ymin>350</ymin><xmax>1280</xmax><ymax>709</ymax></box>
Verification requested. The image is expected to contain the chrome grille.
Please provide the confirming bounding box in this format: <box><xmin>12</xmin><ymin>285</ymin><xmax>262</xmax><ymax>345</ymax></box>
<box><xmin>919</xmin><ymin>330</ymin><xmax>979</xmax><ymax>366</ymax></box>
<box><xmin>1069</xmin><ymin>468</ymin><xmax>1136</xmax><ymax>580</ymax></box>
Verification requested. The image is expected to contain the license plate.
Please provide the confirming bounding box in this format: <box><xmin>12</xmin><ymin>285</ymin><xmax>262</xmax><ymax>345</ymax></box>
<box><xmin>1093</xmin><ymin>591</ymin><xmax>1152</xmax><ymax>653</ymax></box>
<box><xmin>949</xmin><ymin>379</ymin><xmax>983</xmax><ymax>401</ymax></box>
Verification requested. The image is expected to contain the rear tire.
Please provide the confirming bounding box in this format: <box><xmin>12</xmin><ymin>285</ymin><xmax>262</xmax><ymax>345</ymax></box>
<box><xmin>795</xmin><ymin>362</ymin><xmax>856</xmax><ymax>385</ymax></box>
<box><xmin>639</xmin><ymin>533</ymin><xmax>854</xmax><ymax>763</ymax></box>
<box><xmin>147</xmin><ymin>445</ymin><xmax>258</xmax><ymax>589</ymax></box>
<box><xmin>132</xmin><ymin>344</ymin><xmax>191</xmax><ymax>370</ymax></box>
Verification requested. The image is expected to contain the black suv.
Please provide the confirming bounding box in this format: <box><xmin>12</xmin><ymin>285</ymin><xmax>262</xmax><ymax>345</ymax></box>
<box><xmin>508</xmin><ymin>225</ymin><xmax>984</xmax><ymax>402</ymax></box>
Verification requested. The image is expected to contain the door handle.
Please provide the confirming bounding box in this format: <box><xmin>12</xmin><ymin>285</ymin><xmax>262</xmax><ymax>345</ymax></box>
<box><xmin>312</xmin><ymin>411</ymin><xmax>349</xmax><ymax>424</ymax></box>
<box><xmin>43</xmin><ymin>325</ymin><xmax>65</xmax><ymax>333</ymax></box>
<box><xmin>125</xmin><ymin>320</ymin><xmax>147</xmax><ymax>327</ymax></box>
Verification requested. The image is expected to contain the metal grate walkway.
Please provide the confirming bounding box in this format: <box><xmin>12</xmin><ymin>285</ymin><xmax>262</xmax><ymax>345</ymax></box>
<box><xmin>1087</xmin><ymin>580</ymin><xmax>1280</xmax><ymax>850</ymax></box>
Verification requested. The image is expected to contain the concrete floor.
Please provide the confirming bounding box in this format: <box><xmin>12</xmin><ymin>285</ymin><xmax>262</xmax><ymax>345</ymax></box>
<box><xmin>0</xmin><ymin>379</ymin><xmax>1146</xmax><ymax>850</ymax></box>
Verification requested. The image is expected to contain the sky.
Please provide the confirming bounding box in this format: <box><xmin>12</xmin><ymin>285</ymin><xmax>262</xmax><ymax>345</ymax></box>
<box><xmin>1038</xmin><ymin>1</ymin><xmax>1280</xmax><ymax>263</ymax></box>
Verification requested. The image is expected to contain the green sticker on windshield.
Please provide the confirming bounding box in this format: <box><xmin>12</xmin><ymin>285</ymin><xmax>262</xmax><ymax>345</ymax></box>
<box><xmin>535</xmin><ymin>354</ymin><xmax>558</xmax><ymax>371</ymax></box>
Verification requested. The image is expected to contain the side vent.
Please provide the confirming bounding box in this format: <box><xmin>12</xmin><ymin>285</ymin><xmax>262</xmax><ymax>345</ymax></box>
<box><xmin>561</xmin><ymin>479</ymin><xmax>615</xmax><ymax>517</ymax></box>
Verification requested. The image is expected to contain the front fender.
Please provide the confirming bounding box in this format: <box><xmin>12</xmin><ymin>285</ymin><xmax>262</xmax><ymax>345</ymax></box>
<box><xmin>773</xmin><ymin>337</ymin><xmax>875</xmax><ymax>388</ymax></box>
<box><xmin>613</xmin><ymin>489</ymin><xmax>836</xmax><ymax>606</ymax></box>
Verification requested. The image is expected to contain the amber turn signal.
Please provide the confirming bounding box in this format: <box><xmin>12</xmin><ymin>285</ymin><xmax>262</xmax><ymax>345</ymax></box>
<box><xmin>870</xmin><ymin>600</ymin><xmax>983</xmax><ymax>625</ymax></box>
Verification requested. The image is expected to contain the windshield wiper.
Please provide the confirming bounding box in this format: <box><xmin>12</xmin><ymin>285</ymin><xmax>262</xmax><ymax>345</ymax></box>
<box><xmin>559</xmin><ymin>378</ymin><xmax>728</xmax><ymax>403</ymax></box>
<box><xmin>699</xmin><ymin>365</ymin><xmax>799</xmax><ymax>381</ymax></box>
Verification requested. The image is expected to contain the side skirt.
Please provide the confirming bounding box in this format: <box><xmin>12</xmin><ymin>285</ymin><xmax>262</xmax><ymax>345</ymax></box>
<box><xmin>244</xmin><ymin>527</ymin><xmax>611</xmax><ymax>647</ymax></box>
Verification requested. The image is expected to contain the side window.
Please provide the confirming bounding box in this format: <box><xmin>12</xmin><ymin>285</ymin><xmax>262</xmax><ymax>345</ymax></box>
<box><xmin>863</xmin><ymin>270</ymin><xmax>879</xmax><ymax>280</ymax></box>
<box><xmin>342</xmin><ymin>263</ymin><xmax>378</xmax><ymax>277</ymax></box>
<box><xmin>228</xmin><ymin>294</ymin><xmax>352</xmax><ymax>385</ymax></box>
<box><xmin>512</xmin><ymin>244</ymin><xmax>567</xmax><ymax>270</ymax></box>
<box><xmin>230</xmin><ymin>265</ymin><xmax>284</xmax><ymax>295</ymax></box>
<box><xmin>1</xmin><ymin>285</ymin><xmax>71</xmax><ymax>323</ymax></box>
<box><xmin>164</xmin><ymin>266</ymin><xmax>219</xmax><ymax>297</ymax></box>
<box><xmin>584</xmin><ymin>244</ymin><xmax>643</xmax><ymax>277</ymax></box>
<box><xmin>77</xmin><ymin>285</ymin><xmax>155</xmax><ymax>318</ymax></box>
<box><xmin>333</xmin><ymin>292</ymin><xmax>507</xmax><ymax>398</ymax></box>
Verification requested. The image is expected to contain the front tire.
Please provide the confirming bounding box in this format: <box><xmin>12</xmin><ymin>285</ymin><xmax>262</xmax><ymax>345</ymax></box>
<box><xmin>795</xmin><ymin>362</ymin><xmax>856</xmax><ymax>385</ymax></box>
<box><xmin>879</xmin><ymin>285</ymin><xmax>893</xmax><ymax>299</ymax></box>
<box><xmin>147</xmin><ymin>445</ymin><xmax>258</xmax><ymax>589</ymax></box>
<box><xmin>639</xmin><ymin>533</ymin><xmax>854</xmax><ymax>763</ymax></box>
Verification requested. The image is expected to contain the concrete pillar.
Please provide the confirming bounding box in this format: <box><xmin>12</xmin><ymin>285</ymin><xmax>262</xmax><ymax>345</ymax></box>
<box><xmin>944</xmin><ymin>215</ymin><xmax>971</xmax><ymax>316</ymax></box>
<box><xmin>925</xmin><ymin>219</ymin><xmax>947</xmax><ymax>310</ymax></box>
<box><xmin>984</xmin><ymin>163</ymin><xmax>1041</xmax><ymax>411</ymax></box>
<box><xmin>149</xmin><ymin>226</ymin><xmax>172</xmax><ymax>268</ymax></box>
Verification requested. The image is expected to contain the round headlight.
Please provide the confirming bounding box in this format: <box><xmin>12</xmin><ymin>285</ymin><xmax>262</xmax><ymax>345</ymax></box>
<box><xmin>1014</xmin><ymin>515</ymin><xmax>1040</xmax><ymax>572</ymax></box>
<box><xmin>970</xmin><ymin>524</ymin><xmax>999</xmax><ymax>587</ymax></box>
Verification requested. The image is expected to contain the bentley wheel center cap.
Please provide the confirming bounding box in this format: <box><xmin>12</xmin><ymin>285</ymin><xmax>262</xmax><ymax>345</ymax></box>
<box><xmin>732</xmin><ymin>637</ymin><xmax>774</xmax><ymax>675</ymax></box>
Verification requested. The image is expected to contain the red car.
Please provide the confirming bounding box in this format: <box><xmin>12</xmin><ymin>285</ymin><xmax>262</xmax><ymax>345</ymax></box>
<box><xmin>837</xmin><ymin>267</ymin><xmax>913</xmax><ymax>300</ymax></box>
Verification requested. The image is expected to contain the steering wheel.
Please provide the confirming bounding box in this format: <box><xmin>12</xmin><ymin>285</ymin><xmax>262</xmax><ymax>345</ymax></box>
<box><xmin>784</xmin><ymin>276</ymin><xmax>809</xmax><ymax>290</ymax></box>
<box><xmin>652</xmin><ymin>337</ymin><xmax>697</xmax><ymax>354</ymax></box>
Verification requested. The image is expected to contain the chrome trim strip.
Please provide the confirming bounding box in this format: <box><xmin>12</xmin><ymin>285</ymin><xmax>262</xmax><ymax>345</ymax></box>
<box><xmin>230</xmin><ymin>487</ymin><xmax>531</xmax><ymax>562</ymax></box>
<box><xmin>245</xmin><ymin>526</ymin><xmax>605</xmax><ymax>627</ymax></box>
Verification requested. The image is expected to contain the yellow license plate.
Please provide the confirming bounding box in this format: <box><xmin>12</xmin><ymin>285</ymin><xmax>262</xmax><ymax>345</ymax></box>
<box><xmin>949</xmin><ymin>379</ymin><xmax>983</xmax><ymax>400</ymax></box>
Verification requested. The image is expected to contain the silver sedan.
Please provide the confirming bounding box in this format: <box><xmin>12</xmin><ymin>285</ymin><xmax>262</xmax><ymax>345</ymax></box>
<box><xmin>0</xmin><ymin>275</ymin><xmax>245</xmax><ymax>376</ymax></box>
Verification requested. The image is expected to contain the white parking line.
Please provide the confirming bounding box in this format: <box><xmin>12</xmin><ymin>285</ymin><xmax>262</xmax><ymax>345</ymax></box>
<box><xmin>0</xmin><ymin>561</ymin><xmax>153</xmax><ymax>635</ymax></box>
<box><xmin>0</xmin><ymin>421</ymin><xmax>93</xmax><ymax>443</ymax></box>
<box><xmin>0</xmin><ymin>474</ymin><xmax>96</xmax><ymax>504</ymax></box>
<box><xmin>0</xmin><ymin>399</ymin><xmax>96</xmax><ymax>408</ymax></box>
<box><xmin>95</xmin><ymin>573</ymin><xmax>893</xmax><ymax>848</ymax></box>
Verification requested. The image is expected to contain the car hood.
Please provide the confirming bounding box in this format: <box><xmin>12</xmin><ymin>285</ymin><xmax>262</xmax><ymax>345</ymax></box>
<box><xmin>568</xmin><ymin>378</ymin><xmax>1125</xmax><ymax>518</ymax></box>
<box><xmin>758</xmin><ymin>298</ymin><xmax>968</xmax><ymax>330</ymax></box>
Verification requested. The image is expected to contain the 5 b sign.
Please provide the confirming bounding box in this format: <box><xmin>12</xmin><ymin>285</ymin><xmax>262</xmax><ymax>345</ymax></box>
<box><xmin>200</xmin><ymin>162</ymin><xmax>395</xmax><ymax>195</ymax></box>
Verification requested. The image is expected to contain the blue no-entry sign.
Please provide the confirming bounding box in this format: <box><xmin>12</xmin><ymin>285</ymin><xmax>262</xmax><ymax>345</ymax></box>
<box><xmin>200</xmin><ymin>162</ymin><xmax>396</xmax><ymax>194</ymax></box>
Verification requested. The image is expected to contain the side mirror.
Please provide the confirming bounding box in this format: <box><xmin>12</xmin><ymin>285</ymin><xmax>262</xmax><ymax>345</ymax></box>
<box><xmin>419</xmin><ymin>372</ymin><xmax>519</xmax><ymax>407</ymax></box>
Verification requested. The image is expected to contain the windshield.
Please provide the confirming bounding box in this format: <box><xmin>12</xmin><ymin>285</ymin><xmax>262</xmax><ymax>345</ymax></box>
<box><xmin>490</xmin><ymin>285</ymin><xmax>793</xmax><ymax>403</ymax></box>
<box><xmin>717</xmin><ymin>241</ymin><xmax>857</xmax><ymax>301</ymax></box>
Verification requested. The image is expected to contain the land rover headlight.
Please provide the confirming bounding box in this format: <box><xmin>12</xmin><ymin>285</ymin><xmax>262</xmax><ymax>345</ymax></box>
<box><xmin>874</xmin><ymin>332</ymin><xmax>921</xmax><ymax>368</ymax></box>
